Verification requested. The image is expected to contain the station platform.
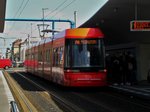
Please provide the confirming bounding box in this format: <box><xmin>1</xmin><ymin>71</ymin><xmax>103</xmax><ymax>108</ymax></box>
<box><xmin>110</xmin><ymin>81</ymin><xmax>150</xmax><ymax>100</ymax></box>
<box><xmin>0</xmin><ymin>70</ymin><xmax>15</xmax><ymax>112</ymax></box>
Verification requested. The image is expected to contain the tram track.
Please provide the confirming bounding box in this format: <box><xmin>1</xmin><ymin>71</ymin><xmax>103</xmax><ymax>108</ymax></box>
<box><xmin>10</xmin><ymin>72</ymin><xmax>86</xmax><ymax>112</ymax></box>
<box><xmin>71</xmin><ymin>92</ymin><xmax>114</xmax><ymax>112</ymax></box>
<box><xmin>15</xmin><ymin>72</ymin><xmax>115</xmax><ymax>112</ymax></box>
<box><xmin>8</xmin><ymin>71</ymin><xmax>150</xmax><ymax>112</ymax></box>
<box><xmin>101</xmin><ymin>90</ymin><xmax>150</xmax><ymax>109</ymax></box>
<box><xmin>71</xmin><ymin>89</ymin><xmax>150</xmax><ymax>112</ymax></box>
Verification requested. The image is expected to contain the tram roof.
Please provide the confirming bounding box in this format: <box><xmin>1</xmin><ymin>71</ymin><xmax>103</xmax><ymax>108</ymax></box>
<box><xmin>31</xmin><ymin>28</ymin><xmax>104</xmax><ymax>47</ymax></box>
<box><xmin>53</xmin><ymin>28</ymin><xmax>104</xmax><ymax>39</ymax></box>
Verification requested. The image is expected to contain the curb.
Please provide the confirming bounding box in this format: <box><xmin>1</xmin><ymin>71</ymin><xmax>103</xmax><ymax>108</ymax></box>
<box><xmin>3</xmin><ymin>70</ymin><xmax>38</xmax><ymax>112</ymax></box>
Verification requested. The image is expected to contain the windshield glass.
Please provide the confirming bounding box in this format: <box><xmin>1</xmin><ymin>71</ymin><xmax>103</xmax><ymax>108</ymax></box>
<box><xmin>65</xmin><ymin>38</ymin><xmax>105</xmax><ymax>69</ymax></box>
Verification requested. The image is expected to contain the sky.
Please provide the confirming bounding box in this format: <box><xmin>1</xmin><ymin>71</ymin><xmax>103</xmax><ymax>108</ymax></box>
<box><xmin>0</xmin><ymin>0</ymin><xmax>108</xmax><ymax>55</ymax></box>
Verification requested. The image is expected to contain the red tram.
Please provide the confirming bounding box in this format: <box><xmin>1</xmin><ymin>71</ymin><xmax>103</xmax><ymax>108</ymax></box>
<box><xmin>25</xmin><ymin>28</ymin><xmax>107</xmax><ymax>87</ymax></box>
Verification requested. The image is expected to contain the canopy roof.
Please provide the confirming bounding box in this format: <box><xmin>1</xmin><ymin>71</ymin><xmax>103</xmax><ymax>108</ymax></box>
<box><xmin>0</xmin><ymin>0</ymin><xmax>6</xmax><ymax>32</ymax></box>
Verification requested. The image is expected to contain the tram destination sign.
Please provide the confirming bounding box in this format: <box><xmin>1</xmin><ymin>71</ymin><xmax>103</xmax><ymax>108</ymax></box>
<box><xmin>130</xmin><ymin>20</ymin><xmax>150</xmax><ymax>31</ymax></box>
<box><xmin>75</xmin><ymin>40</ymin><xmax>97</xmax><ymax>45</ymax></box>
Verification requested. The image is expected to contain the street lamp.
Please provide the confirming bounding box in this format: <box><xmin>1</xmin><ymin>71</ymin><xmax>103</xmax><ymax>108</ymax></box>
<box><xmin>42</xmin><ymin>8</ymin><xmax>49</xmax><ymax>36</ymax></box>
<box><xmin>74</xmin><ymin>11</ymin><xmax>77</xmax><ymax>28</ymax></box>
<box><xmin>37</xmin><ymin>24</ymin><xmax>49</xmax><ymax>39</ymax></box>
<box><xmin>20</xmin><ymin>33</ymin><xmax>30</xmax><ymax>48</ymax></box>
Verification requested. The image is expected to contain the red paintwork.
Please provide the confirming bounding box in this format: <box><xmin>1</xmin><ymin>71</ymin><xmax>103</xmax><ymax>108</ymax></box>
<box><xmin>25</xmin><ymin>28</ymin><xmax>107</xmax><ymax>87</ymax></box>
<box><xmin>64</xmin><ymin>72</ymin><xmax>107</xmax><ymax>87</ymax></box>
<box><xmin>0</xmin><ymin>59</ymin><xmax>12</xmax><ymax>69</ymax></box>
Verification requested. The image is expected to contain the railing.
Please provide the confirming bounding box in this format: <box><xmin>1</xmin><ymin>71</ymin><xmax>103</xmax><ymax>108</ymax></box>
<box><xmin>10</xmin><ymin>101</ymin><xmax>19</xmax><ymax>112</ymax></box>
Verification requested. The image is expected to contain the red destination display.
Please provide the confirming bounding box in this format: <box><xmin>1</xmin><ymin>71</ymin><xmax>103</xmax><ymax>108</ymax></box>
<box><xmin>130</xmin><ymin>21</ymin><xmax>150</xmax><ymax>31</ymax></box>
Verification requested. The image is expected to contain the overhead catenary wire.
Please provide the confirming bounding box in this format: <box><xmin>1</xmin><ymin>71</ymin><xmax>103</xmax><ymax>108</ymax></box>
<box><xmin>44</xmin><ymin>0</ymin><xmax>77</xmax><ymax>32</ymax></box>
<box><xmin>7</xmin><ymin>0</ymin><xmax>25</xmax><ymax>33</ymax></box>
<box><xmin>13</xmin><ymin>0</ymin><xmax>26</xmax><ymax>19</ymax></box>
<box><xmin>18</xmin><ymin>0</ymin><xmax>69</xmax><ymax>36</ymax></box>
<box><xmin>50</xmin><ymin>0</ymin><xmax>77</xmax><ymax>19</ymax></box>
<box><xmin>45</xmin><ymin>0</ymin><xmax>68</xmax><ymax>18</ymax></box>
<box><xmin>8</xmin><ymin>0</ymin><xmax>77</xmax><ymax>38</ymax></box>
<box><xmin>32</xmin><ymin>0</ymin><xmax>70</xmax><ymax>34</ymax></box>
<box><xmin>17</xmin><ymin>0</ymin><xmax>30</xmax><ymax>18</ymax></box>
<box><xmin>8</xmin><ymin>0</ymin><xmax>30</xmax><ymax>34</ymax></box>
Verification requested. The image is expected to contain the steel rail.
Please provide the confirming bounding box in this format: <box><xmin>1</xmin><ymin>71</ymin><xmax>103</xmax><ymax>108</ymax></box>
<box><xmin>72</xmin><ymin>92</ymin><xmax>114</xmax><ymax>112</ymax></box>
<box><xmin>71</xmin><ymin>89</ymin><xmax>150</xmax><ymax>112</ymax></box>
<box><xmin>91</xmin><ymin>89</ymin><xmax>150</xmax><ymax>110</ymax></box>
<box><xmin>16</xmin><ymin>72</ymin><xmax>85</xmax><ymax>112</ymax></box>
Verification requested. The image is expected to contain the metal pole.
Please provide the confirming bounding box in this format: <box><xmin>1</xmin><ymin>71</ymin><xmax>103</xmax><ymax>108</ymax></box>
<box><xmin>31</xmin><ymin>23</ymin><xmax>33</xmax><ymax>37</ymax></box>
<box><xmin>11</xmin><ymin>44</ymin><xmax>14</xmax><ymax>62</ymax></box>
<box><xmin>135</xmin><ymin>0</ymin><xmax>138</xmax><ymax>20</ymax></box>
<box><xmin>28</xmin><ymin>34</ymin><xmax>30</xmax><ymax>48</ymax></box>
<box><xmin>52</xmin><ymin>21</ymin><xmax>55</xmax><ymax>36</ymax></box>
<box><xmin>74</xmin><ymin>11</ymin><xmax>77</xmax><ymax>28</ymax></box>
<box><xmin>42</xmin><ymin>8</ymin><xmax>44</xmax><ymax>34</ymax></box>
<box><xmin>4</xmin><ymin>38</ymin><xmax>5</xmax><ymax>46</ymax></box>
<box><xmin>42</xmin><ymin>8</ymin><xmax>48</xmax><ymax>38</ymax></box>
<box><xmin>10</xmin><ymin>101</ymin><xmax>19</xmax><ymax>112</ymax></box>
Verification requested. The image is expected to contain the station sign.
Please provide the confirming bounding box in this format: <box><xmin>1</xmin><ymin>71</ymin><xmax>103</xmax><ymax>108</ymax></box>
<box><xmin>130</xmin><ymin>20</ymin><xmax>150</xmax><ymax>31</ymax></box>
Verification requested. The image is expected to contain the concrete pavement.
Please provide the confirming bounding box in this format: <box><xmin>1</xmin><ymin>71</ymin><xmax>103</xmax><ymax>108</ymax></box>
<box><xmin>0</xmin><ymin>70</ymin><xmax>15</xmax><ymax>112</ymax></box>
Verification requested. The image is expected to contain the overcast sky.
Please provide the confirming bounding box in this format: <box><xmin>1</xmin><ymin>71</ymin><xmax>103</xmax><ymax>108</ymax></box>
<box><xmin>0</xmin><ymin>0</ymin><xmax>108</xmax><ymax>55</ymax></box>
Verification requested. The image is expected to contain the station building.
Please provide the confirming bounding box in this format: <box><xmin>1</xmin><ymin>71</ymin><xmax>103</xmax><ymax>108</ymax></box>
<box><xmin>81</xmin><ymin>0</ymin><xmax>150</xmax><ymax>81</ymax></box>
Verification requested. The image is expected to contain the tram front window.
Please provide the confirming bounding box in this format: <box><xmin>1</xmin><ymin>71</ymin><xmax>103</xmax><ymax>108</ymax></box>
<box><xmin>65</xmin><ymin>39</ymin><xmax>105</xmax><ymax>70</ymax></box>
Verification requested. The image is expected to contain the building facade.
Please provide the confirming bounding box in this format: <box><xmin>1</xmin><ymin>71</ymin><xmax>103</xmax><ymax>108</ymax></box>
<box><xmin>11</xmin><ymin>39</ymin><xmax>22</xmax><ymax>62</ymax></box>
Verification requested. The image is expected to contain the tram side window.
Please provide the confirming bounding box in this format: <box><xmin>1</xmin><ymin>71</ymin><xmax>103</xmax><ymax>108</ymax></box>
<box><xmin>59</xmin><ymin>47</ymin><xmax>64</xmax><ymax>67</ymax></box>
<box><xmin>38</xmin><ymin>51</ymin><xmax>42</xmax><ymax>61</ymax></box>
<box><xmin>28</xmin><ymin>53</ymin><xmax>30</xmax><ymax>60</ymax></box>
<box><xmin>25</xmin><ymin>53</ymin><xmax>28</xmax><ymax>66</ymax></box>
<box><xmin>65</xmin><ymin>41</ymin><xmax>71</xmax><ymax>67</ymax></box>
<box><xmin>45</xmin><ymin>50</ymin><xmax>48</xmax><ymax>61</ymax></box>
<box><xmin>25</xmin><ymin>53</ymin><xmax>28</xmax><ymax>59</ymax></box>
<box><xmin>49</xmin><ymin>49</ymin><xmax>51</xmax><ymax>62</ymax></box>
<box><xmin>46</xmin><ymin>49</ymin><xmax>50</xmax><ymax>62</ymax></box>
<box><xmin>32</xmin><ymin>54</ymin><xmax>34</xmax><ymax>60</ymax></box>
<box><xmin>44</xmin><ymin>49</ymin><xmax>46</xmax><ymax>62</ymax></box>
<box><xmin>56</xmin><ymin>48</ymin><xmax>59</xmax><ymax>66</ymax></box>
<box><xmin>53</xmin><ymin>48</ymin><xmax>56</xmax><ymax>66</ymax></box>
<box><xmin>35</xmin><ymin>52</ymin><xmax>38</xmax><ymax>60</ymax></box>
<box><xmin>41</xmin><ymin>52</ymin><xmax>42</xmax><ymax>61</ymax></box>
<box><xmin>53</xmin><ymin>47</ymin><xmax>63</xmax><ymax>67</ymax></box>
<box><xmin>56</xmin><ymin>48</ymin><xmax>60</xmax><ymax>66</ymax></box>
<box><xmin>38</xmin><ymin>52</ymin><xmax>40</xmax><ymax>61</ymax></box>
